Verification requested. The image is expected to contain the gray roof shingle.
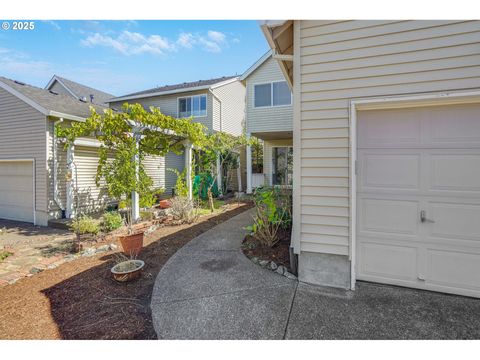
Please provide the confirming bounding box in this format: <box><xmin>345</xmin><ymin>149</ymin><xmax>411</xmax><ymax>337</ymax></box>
<box><xmin>113</xmin><ymin>75</ymin><xmax>237</xmax><ymax>100</ymax></box>
<box><xmin>0</xmin><ymin>76</ymin><xmax>107</xmax><ymax>119</ymax></box>
<box><xmin>51</xmin><ymin>75</ymin><xmax>115</xmax><ymax>105</ymax></box>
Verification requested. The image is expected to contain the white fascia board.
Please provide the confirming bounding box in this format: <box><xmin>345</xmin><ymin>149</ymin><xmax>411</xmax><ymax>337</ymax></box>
<box><xmin>240</xmin><ymin>50</ymin><xmax>272</xmax><ymax>81</ymax></box>
<box><xmin>209</xmin><ymin>77</ymin><xmax>240</xmax><ymax>89</ymax></box>
<box><xmin>257</xmin><ymin>20</ymin><xmax>288</xmax><ymax>27</ymax></box>
<box><xmin>49</xmin><ymin>111</ymin><xmax>86</xmax><ymax>122</ymax></box>
<box><xmin>74</xmin><ymin>137</ymin><xmax>103</xmax><ymax>148</ymax></box>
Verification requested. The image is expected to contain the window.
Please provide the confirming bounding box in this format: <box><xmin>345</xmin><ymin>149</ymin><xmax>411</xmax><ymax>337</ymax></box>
<box><xmin>272</xmin><ymin>146</ymin><xmax>293</xmax><ymax>186</ymax></box>
<box><xmin>254</xmin><ymin>81</ymin><xmax>291</xmax><ymax>108</ymax></box>
<box><xmin>178</xmin><ymin>95</ymin><xmax>207</xmax><ymax>118</ymax></box>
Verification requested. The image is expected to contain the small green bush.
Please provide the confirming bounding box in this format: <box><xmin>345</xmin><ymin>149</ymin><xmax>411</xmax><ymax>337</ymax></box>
<box><xmin>70</xmin><ymin>216</ymin><xmax>100</xmax><ymax>235</ymax></box>
<box><xmin>102</xmin><ymin>211</ymin><xmax>124</xmax><ymax>232</ymax></box>
<box><xmin>0</xmin><ymin>250</ymin><xmax>13</xmax><ymax>262</ymax></box>
<box><xmin>140</xmin><ymin>210</ymin><xmax>154</xmax><ymax>221</ymax></box>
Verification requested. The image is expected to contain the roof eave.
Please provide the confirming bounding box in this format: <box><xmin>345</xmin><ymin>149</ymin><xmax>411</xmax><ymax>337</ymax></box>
<box><xmin>239</xmin><ymin>50</ymin><xmax>273</xmax><ymax>81</ymax></box>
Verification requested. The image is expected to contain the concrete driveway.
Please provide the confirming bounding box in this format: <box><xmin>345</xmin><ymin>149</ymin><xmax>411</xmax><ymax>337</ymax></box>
<box><xmin>150</xmin><ymin>210</ymin><xmax>480</xmax><ymax>340</ymax></box>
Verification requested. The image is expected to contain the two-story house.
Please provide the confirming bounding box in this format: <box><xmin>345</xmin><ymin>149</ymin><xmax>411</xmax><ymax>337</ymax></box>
<box><xmin>108</xmin><ymin>76</ymin><xmax>246</xmax><ymax>196</ymax></box>
<box><xmin>241</xmin><ymin>51</ymin><xmax>293</xmax><ymax>193</ymax></box>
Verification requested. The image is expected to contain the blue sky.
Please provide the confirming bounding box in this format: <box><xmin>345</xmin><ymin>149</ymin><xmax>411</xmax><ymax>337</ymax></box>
<box><xmin>0</xmin><ymin>20</ymin><xmax>269</xmax><ymax>95</ymax></box>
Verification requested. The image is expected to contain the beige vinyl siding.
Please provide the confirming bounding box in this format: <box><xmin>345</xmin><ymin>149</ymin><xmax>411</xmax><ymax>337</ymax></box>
<box><xmin>211</xmin><ymin>80</ymin><xmax>246</xmax><ymax>135</ymax></box>
<box><xmin>165</xmin><ymin>152</ymin><xmax>185</xmax><ymax>196</ymax></box>
<box><xmin>0</xmin><ymin>88</ymin><xmax>48</xmax><ymax>224</ymax></box>
<box><xmin>263</xmin><ymin>139</ymin><xmax>293</xmax><ymax>186</ymax></box>
<box><xmin>246</xmin><ymin>56</ymin><xmax>293</xmax><ymax>134</ymax></box>
<box><xmin>49</xmin><ymin>80</ymin><xmax>74</xmax><ymax>98</ymax></box>
<box><xmin>110</xmin><ymin>90</ymin><xmax>214</xmax><ymax>131</ymax></box>
<box><xmin>296</xmin><ymin>20</ymin><xmax>480</xmax><ymax>257</ymax></box>
<box><xmin>143</xmin><ymin>155</ymin><xmax>165</xmax><ymax>190</ymax></box>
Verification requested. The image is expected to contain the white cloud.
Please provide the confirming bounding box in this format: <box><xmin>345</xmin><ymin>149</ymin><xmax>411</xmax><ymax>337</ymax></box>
<box><xmin>81</xmin><ymin>31</ymin><xmax>175</xmax><ymax>56</ymax></box>
<box><xmin>42</xmin><ymin>20</ymin><xmax>61</xmax><ymax>30</ymax></box>
<box><xmin>80</xmin><ymin>28</ymin><xmax>232</xmax><ymax>56</ymax></box>
<box><xmin>207</xmin><ymin>30</ymin><xmax>226</xmax><ymax>44</ymax></box>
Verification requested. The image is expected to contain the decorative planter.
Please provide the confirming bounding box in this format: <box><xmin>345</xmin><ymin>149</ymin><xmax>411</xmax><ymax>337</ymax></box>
<box><xmin>118</xmin><ymin>232</ymin><xmax>144</xmax><ymax>257</ymax></box>
<box><xmin>111</xmin><ymin>260</ymin><xmax>145</xmax><ymax>282</ymax></box>
<box><xmin>159</xmin><ymin>199</ymin><xmax>171</xmax><ymax>209</ymax></box>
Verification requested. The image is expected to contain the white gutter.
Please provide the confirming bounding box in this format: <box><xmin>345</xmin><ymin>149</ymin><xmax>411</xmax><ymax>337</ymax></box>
<box><xmin>53</xmin><ymin>118</ymin><xmax>64</xmax><ymax>213</ymax></box>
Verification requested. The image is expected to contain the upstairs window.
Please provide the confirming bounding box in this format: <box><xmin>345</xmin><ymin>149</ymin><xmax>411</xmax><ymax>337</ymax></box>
<box><xmin>254</xmin><ymin>81</ymin><xmax>291</xmax><ymax>108</ymax></box>
<box><xmin>178</xmin><ymin>94</ymin><xmax>207</xmax><ymax>118</ymax></box>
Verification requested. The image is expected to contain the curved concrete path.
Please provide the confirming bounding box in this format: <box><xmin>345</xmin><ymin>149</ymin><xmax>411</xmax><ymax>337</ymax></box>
<box><xmin>151</xmin><ymin>209</ymin><xmax>297</xmax><ymax>340</ymax></box>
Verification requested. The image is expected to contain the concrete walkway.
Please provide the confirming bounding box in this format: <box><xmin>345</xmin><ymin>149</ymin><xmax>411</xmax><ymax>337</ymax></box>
<box><xmin>151</xmin><ymin>209</ymin><xmax>480</xmax><ymax>340</ymax></box>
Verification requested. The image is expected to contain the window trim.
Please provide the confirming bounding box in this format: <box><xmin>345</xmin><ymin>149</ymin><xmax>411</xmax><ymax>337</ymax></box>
<box><xmin>177</xmin><ymin>94</ymin><xmax>208</xmax><ymax>118</ymax></box>
<box><xmin>270</xmin><ymin>145</ymin><xmax>293</xmax><ymax>187</ymax></box>
<box><xmin>253</xmin><ymin>80</ymin><xmax>292</xmax><ymax>109</ymax></box>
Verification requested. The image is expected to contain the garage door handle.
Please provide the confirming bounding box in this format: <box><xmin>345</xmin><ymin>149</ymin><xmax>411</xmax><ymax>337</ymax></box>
<box><xmin>420</xmin><ymin>210</ymin><xmax>435</xmax><ymax>223</ymax></box>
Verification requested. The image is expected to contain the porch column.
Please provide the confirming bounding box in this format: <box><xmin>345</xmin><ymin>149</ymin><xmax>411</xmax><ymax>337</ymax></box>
<box><xmin>237</xmin><ymin>152</ymin><xmax>242</xmax><ymax>193</ymax></box>
<box><xmin>246</xmin><ymin>133</ymin><xmax>252</xmax><ymax>194</ymax></box>
<box><xmin>66</xmin><ymin>144</ymin><xmax>75</xmax><ymax>218</ymax></box>
<box><xmin>216</xmin><ymin>154</ymin><xmax>222</xmax><ymax>196</ymax></box>
<box><xmin>184</xmin><ymin>142</ymin><xmax>193</xmax><ymax>200</ymax></box>
<box><xmin>131</xmin><ymin>135</ymin><xmax>140</xmax><ymax>222</ymax></box>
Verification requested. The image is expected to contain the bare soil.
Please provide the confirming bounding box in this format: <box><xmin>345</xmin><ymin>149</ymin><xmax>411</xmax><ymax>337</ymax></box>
<box><xmin>242</xmin><ymin>226</ymin><xmax>292</xmax><ymax>270</ymax></box>
<box><xmin>0</xmin><ymin>202</ymin><xmax>252</xmax><ymax>340</ymax></box>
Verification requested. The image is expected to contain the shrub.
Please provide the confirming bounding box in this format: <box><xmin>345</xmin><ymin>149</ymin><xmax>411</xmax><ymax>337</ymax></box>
<box><xmin>167</xmin><ymin>168</ymin><xmax>188</xmax><ymax>197</ymax></box>
<box><xmin>140</xmin><ymin>187</ymin><xmax>165</xmax><ymax>208</ymax></box>
<box><xmin>140</xmin><ymin>210</ymin><xmax>154</xmax><ymax>221</ymax></box>
<box><xmin>169</xmin><ymin>196</ymin><xmax>198</xmax><ymax>224</ymax></box>
<box><xmin>246</xmin><ymin>187</ymin><xmax>292</xmax><ymax>247</ymax></box>
<box><xmin>102</xmin><ymin>211</ymin><xmax>124</xmax><ymax>232</ymax></box>
<box><xmin>70</xmin><ymin>216</ymin><xmax>100</xmax><ymax>235</ymax></box>
<box><xmin>0</xmin><ymin>250</ymin><xmax>13</xmax><ymax>262</ymax></box>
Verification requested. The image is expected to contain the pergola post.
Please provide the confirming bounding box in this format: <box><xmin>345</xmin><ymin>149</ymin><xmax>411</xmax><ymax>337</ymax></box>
<box><xmin>216</xmin><ymin>154</ymin><xmax>222</xmax><ymax>196</ymax></box>
<box><xmin>184</xmin><ymin>142</ymin><xmax>193</xmax><ymax>200</ymax></box>
<box><xmin>131</xmin><ymin>134</ymin><xmax>141</xmax><ymax>222</ymax></box>
<box><xmin>246</xmin><ymin>133</ymin><xmax>252</xmax><ymax>194</ymax></box>
<box><xmin>66</xmin><ymin>144</ymin><xmax>75</xmax><ymax>219</ymax></box>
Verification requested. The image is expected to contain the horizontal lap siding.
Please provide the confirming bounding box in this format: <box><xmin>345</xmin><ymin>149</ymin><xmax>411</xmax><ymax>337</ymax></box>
<box><xmin>0</xmin><ymin>88</ymin><xmax>47</xmax><ymax>212</ymax></box>
<box><xmin>246</xmin><ymin>57</ymin><xmax>293</xmax><ymax>134</ymax></box>
<box><xmin>298</xmin><ymin>20</ymin><xmax>480</xmax><ymax>256</ymax></box>
<box><xmin>211</xmin><ymin>80</ymin><xmax>245</xmax><ymax>135</ymax></box>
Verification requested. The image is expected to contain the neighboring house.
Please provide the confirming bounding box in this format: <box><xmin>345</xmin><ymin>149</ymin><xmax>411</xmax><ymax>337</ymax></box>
<box><xmin>0</xmin><ymin>77</ymin><xmax>164</xmax><ymax>226</ymax></box>
<box><xmin>260</xmin><ymin>20</ymin><xmax>480</xmax><ymax>299</ymax></box>
<box><xmin>109</xmin><ymin>76</ymin><xmax>246</xmax><ymax>195</ymax></box>
<box><xmin>45</xmin><ymin>75</ymin><xmax>114</xmax><ymax>106</ymax></box>
<box><xmin>0</xmin><ymin>77</ymin><xmax>108</xmax><ymax>226</ymax></box>
<box><xmin>240</xmin><ymin>50</ymin><xmax>293</xmax><ymax>192</ymax></box>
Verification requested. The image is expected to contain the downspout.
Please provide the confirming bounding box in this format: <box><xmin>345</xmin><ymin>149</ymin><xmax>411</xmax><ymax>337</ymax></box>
<box><xmin>53</xmin><ymin>117</ymin><xmax>65</xmax><ymax>217</ymax></box>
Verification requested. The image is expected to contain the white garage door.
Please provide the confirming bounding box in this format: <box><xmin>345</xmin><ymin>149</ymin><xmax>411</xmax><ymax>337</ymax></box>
<box><xmin>0</xmin><ymin>161</ymin><xmax>34</xmax><ymax>223</ymax></box>
<box><xmin>357</xmin><ymin>103</ymin><xmax>480</xmax><ymax>298</ymax></box>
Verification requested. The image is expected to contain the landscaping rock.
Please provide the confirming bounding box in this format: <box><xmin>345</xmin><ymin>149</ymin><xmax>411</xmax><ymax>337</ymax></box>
<box><xmin>284</xmin><ymin>271</ymin><xmax>297</xmax><ymax>280</ymax></box>
<box><xmin>259</xmin><ymin>260</ymin><xmax>269</xmax><ymax>267</ymax></box>
<box><xmin>251</xmin><ymin>257</ymin><xmax>259</xmax><ymax>264</ymax></box>
<box><xmin>29</xmin><ymin>267</ymin><xmax>44</xmax><ymax>274</ymax></box>
<box><xmin>82</xmin><ymin>247</ymin><xmax>96</xmax><ymax>257</ymax></box>
<box><xmin>109</xmin><ymin>243</ymin><xmax>118</xmax><ymax>251</ymax></box>
<box><xmin>276</xmin><ymin>265</ymin><xmax>285</xmax><ymax>275</ymax></box>
<box><xmin>96</xmin><ymin>245</ymin><xmax>110</xmax><ymax>253</ymax></box>
<box><xmin>270</xmin><ymin>261</ymin><xmax>278</xmax><ymax>271</ymax></box>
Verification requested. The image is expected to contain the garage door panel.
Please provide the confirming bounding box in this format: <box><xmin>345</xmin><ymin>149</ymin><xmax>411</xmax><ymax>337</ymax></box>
<box><xmin>359</xmin><ymin>151</ymin><xmax>421</xmax><ymax>192</ymax></box>
<box><xmin>0</xmin><ymin>161</ymin><xmax>34</xmax><ymax>223</ymax></box>
<box><xmin>427</xmin><ymin>153</ymin><xmax>480</xmax><ymax>194</ymax></box>
<box><xmin>358</xmin><ymin>241</ymin><xmax>418</xmax><ymax>281</ymax></box>
<box><xmin>428</xmin><ymin>201</ymin><xmax>480</xmax><ymax>242</ymax></box>
<box><xmin>359</xmin><ymin>198</ymin><xmax>420</xmax><ymax>236</ymax></box>
<box><xmin>358</xmin><ymin>108</ymin><xmax>422</xmax><ymax>148</ymax></box>
<box><xmin>424</xmin><ymin>103</ymin><xmax>480</xmax><ymax>147</ymax></box>
<box><xmin>426</xmin><ymin>248</ymin><xmax>480</xmax><ymax>290</ymax></box>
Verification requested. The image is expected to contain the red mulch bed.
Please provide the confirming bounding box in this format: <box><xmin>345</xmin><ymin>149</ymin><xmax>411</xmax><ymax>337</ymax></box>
<box><xmin>0</xmin><ymin>202</ymin><xmax>252</xmax><ymax>340</ymax></box>
<box><xmin>242</xmin><ymin>226</ymin><xmax>292</xmax><ymax>270</ymax></box>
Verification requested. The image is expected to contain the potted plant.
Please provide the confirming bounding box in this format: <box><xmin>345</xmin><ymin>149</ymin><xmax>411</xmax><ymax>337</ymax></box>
<box><xmin>117</xmin><ymin>200</ymin><xmax>144</xmax><ymax>257</ymax></box>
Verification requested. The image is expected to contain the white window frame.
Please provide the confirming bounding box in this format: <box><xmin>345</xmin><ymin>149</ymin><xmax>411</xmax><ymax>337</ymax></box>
<box><xmin>177</xmin><ymin>94</ymin><xmax>208</xmax><ymax>118</ymax></box>
<box><xmin>270</xmin><ymin>145</ymin><xmax>293</xmax><ymax>187</ymax></box>
<box><xmin>253</xmin><ymin>81</ymin><xmax>292</xmax><ymax>109</ymax></box>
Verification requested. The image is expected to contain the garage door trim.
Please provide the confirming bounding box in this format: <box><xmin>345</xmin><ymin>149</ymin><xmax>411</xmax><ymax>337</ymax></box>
<box><xmin>349</xmin><ymin>90</ymin><xmax>480</xmax><ymax>291</ymax></box>
<box><xmin>0</xmin><ymin>158</ymin><xmax>36</xmax><ymax>225</ymax></box>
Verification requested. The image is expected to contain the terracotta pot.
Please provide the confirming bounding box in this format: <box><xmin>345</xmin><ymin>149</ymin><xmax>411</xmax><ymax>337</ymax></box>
<box><xmin>111</xmin><ymin>260</ymin><xmax>145</xmax><ymax>282</ymax></box>
<box><xmin>159</xmin><ymin>199</ymin><xmax>171</xmax><ymax>209</ymax></box>
<box><xmin>118</xmin><ymin>232</ymin><xmax>144</xmax><ymax>257</ymax></box>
